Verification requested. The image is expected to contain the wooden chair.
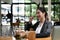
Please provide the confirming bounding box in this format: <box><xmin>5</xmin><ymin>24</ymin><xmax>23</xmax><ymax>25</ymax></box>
<box><xmin>12</xmin><ymin>22</ymin><xmax>20</xmax><ymax>28</ymax></box>
<box><xmin>27</xmin><ymin>31</ymin><xmax>36</xmax><ymax>40</ymax></box>
<box><xmin>12</xmin><ymin>18</ymin><xmax>20</xmax><ymax>28</ymax></box>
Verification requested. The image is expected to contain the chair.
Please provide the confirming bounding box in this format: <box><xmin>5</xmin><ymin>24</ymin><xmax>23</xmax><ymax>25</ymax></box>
<box><xmin>12</xmin><ymin>22</ymin><xmax>20</xmax><ymax>28</ymax></box>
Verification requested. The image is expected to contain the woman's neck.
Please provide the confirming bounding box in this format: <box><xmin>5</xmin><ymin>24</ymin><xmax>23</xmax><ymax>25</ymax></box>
<box><xmin>40</xmin><ymin>17</ymin><xmax>45</xmax><ymax>23</ymax></box>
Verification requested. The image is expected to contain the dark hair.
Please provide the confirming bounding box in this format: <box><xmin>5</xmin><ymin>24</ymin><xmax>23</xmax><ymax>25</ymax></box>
<box><xmin>37</xmin><ymin>7</ymin><xmax>48</xmax><ymax>18</ymax></box>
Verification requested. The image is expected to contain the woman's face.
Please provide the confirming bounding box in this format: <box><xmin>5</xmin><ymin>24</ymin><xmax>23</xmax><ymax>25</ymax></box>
<box><xmin>36</xmin><ymin>9</ymin><xmax>45</xmax><ymax>20</ymax></box>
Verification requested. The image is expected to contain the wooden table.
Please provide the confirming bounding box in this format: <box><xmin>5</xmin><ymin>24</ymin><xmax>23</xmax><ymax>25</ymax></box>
<box><xmin>0</xmin><ymin>31</ymin><xmax>52</xmax><ymax>40</ymax></box>
<box><xmin>0</xmin><ymin>36</ymin><xmax>51</xmax><ymax>40</ymax></box>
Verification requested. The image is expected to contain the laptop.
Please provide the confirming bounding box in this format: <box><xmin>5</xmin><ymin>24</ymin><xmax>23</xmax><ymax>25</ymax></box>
<box><xmin>52</xmin><ymin>26</ymin><xmax>60</xmax><ymax>40</ymax></box>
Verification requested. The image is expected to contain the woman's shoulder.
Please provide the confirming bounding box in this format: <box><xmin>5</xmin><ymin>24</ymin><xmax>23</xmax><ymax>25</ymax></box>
<box><xmin>46</xmin><ymin>21</ymin><xmax>52</xmax><ymax>27</ymax></box>
<box><xmin>45</xmin><ymin>20</ymin><xmax>52</xmax><ymax>26</ymax></box>
<box><xmin>45</xmin><ymin>20</ymin><xmax>52</xmax><ymax>24</ymax></box>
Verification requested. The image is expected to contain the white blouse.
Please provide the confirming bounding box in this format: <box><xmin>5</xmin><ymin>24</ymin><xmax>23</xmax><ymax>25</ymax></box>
<box><xmin>35</xmin><ymin>23</ymin><xmax>44</xmax><ymax>34</ymax></box>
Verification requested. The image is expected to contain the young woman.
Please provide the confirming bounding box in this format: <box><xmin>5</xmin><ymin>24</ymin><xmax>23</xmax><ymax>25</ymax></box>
<box><xmin>32</xmin><ymin>7</ymin><xmax>52</xmax><ymax>38</ymax></box>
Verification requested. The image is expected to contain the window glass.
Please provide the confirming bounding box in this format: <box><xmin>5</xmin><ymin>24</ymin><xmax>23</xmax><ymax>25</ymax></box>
<box><xmin>24</xmin><ymin>5</ymin><xmax>30</xmax><ymax>16</ymax></box>
<box><xmin>1</xmin><ymin>4</ymin><xmax>11</xmax><ymax>25</ymax></box>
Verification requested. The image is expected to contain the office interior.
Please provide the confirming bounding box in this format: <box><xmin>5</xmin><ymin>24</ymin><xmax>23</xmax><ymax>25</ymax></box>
<box><xmin>0</xmin><ymin>0</ymin><xmax>60</xmax><ymax>40</ymax></box>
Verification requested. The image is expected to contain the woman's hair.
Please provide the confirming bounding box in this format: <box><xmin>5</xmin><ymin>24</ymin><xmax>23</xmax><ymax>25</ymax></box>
<box><xmin>37</xmin><ymin>7</ymin><xmax>48</xmax><ymax>18</ymax></box>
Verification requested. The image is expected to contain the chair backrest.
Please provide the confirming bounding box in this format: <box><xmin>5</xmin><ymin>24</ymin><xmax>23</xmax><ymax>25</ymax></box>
<box><xmin>12</xmin><ymin>22</ymin><xmax>19</xmax><ymax>26</ymax></box>
<box><xmin>27</xmin><ymin>31</ymin><xmax>36</xmax><ymax>40</ymax></box>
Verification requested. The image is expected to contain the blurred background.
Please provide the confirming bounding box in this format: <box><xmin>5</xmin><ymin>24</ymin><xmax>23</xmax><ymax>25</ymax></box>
<box><xmin>0</xmin><ymin>0</ymin><xmax>60</xmax><ymax>36</ymax></box>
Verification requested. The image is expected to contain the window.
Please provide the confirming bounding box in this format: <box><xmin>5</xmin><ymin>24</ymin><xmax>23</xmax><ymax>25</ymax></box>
<box><xmin>13</xmin><ymin>0</ymin><xmax>31</xmax><ymax>3</ymax></box>
<box><xmin>24</xmin><ymin>0</ymin><xmax>31</xmax><ymax>3</ymax></box>
<box><xmin>1</xmin><ymin>0</ymin><xmax>37</xmax><ymax>36</ymax></box>
<box><xmin>24</xmin><ymin>5</ymin><xmax>30</xmax><ymax>16</ymax></box>
<box><xmin>1</xmin><ymin>4</ymin><xmax>11</xmax><ymax>25</ymax></box>
<box><xmin>1</xmin><ymin>4</ymin><xmax>11</xmax><ymax>36</ymax></box>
